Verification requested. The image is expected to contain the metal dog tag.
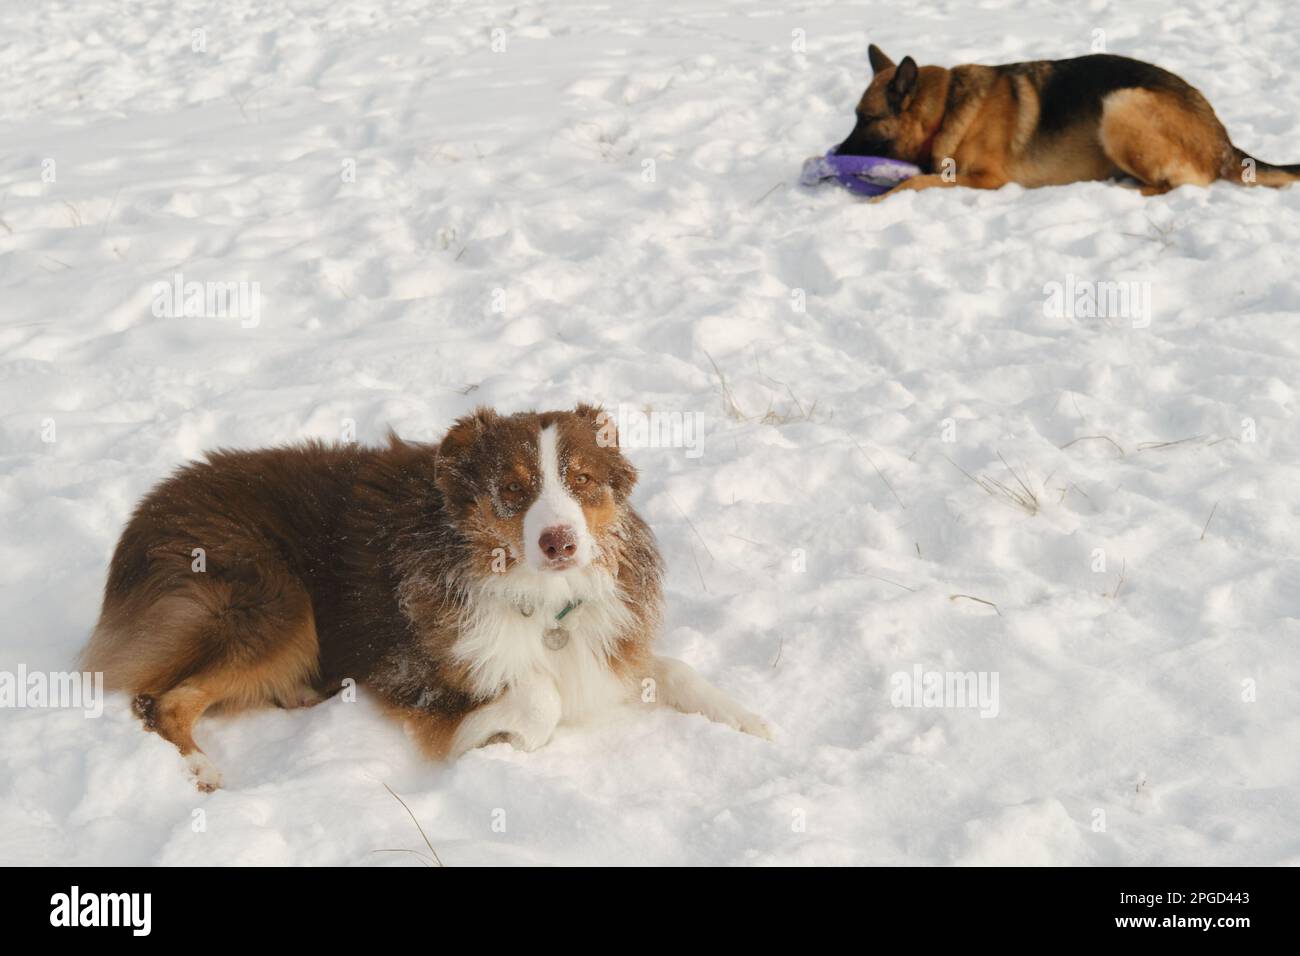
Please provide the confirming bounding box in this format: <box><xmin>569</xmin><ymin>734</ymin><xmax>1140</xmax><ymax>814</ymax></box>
<box><xmin>543</xmin><ymin>625</ymin><xmax>570</xmax><ymax>651</ymax></box>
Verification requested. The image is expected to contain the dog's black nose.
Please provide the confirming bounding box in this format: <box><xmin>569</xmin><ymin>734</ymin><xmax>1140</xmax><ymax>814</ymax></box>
<box><xmin>837</xmin><ymin>119</ymin><xmax>890</xmax><ymax>158</ymax></box>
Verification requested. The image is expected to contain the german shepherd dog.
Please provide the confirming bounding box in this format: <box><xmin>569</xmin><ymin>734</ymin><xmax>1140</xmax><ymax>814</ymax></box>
<box><xmin>839</xmin><ymin>45</ymin><xmax>1300</xmax><ymax>198</ymax></box>
<box><xmin>81</xmin><ymin>407</ymin><xmax>770</xmax><ymax>790</ymax></box>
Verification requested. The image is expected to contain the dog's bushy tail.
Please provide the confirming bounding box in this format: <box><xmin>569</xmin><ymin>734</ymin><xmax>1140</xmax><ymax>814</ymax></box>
<box><xmin>1226</xmin><ymin>145</ymin><xmax>1300</xmax><ymax>187</ymax></box>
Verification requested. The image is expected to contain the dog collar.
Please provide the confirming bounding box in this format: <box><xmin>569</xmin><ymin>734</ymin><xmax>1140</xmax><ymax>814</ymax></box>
<box><xmin>514</xmin><ymin>598</ymin><xmax>582</xmax><ymax>620</ymax></box>
<box><xmin>555</xmin><ymin>599</ymin><xmax>583</xmax><ymax>623</ymax></box>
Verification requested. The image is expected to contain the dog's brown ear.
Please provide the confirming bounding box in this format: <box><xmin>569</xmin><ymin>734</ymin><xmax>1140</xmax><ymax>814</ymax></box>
<box><xmin>574</xmin><ymin>402</ymin><xmax>619</xmax><ymax>450</ymax></box>
<box><xmin>868</xmin><ymin>44</ymin><xmax>895</xmax><ymax>75</ymax></box>
<box><xmin>440</xmin><ymin>407</ymin><xmax>497</xmax><ymax>450</ymax></box>
<box><xmin>887</xmin><ymin>56</ymin><xmax>919</xmax><ymax>110</ymax></box>
<box><xmin>572</xmin><ymin>403</ymin><xmax>637</xmax><ymax>496</ymax></box>
<box><xmin>435</xmin><ymin>407</ymin><xmax>497</xmax><ymax>498</ymax></box>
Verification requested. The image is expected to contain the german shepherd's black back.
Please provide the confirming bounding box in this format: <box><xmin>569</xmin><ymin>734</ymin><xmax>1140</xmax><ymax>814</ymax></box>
<box><xmin>1019</xmin><ymin>55</ymin><xmax>1188</xmax><ymax>134</ymax></box>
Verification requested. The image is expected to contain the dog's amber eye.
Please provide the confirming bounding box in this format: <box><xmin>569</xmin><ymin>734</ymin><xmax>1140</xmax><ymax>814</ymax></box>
<box><xmin>506</xmin><ymin>482</ymin><xmax>524</xmax><ymax>493</ymax></box>
<box><xmin>574</xmin><ymin>474</ymin><xmax>591</xmax><ymax>485</ymax></box>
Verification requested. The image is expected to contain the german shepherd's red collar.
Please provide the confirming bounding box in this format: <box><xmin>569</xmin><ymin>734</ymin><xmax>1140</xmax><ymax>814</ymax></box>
<box><xmin>840</xmin><ymin>45</ymin><xmax>1300</xmax><ymax>199</ymax></box>
<box><xmin>82</xmin><ymin>406</ymin><xmax>771</xmax><ymax>790</ymax></box>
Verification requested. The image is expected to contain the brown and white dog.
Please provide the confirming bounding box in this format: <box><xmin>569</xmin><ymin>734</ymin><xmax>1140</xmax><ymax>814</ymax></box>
<box><xmin>82</xmin><ymin>405</ymin><xmax>770</xmax><ymax>790</ymax></box>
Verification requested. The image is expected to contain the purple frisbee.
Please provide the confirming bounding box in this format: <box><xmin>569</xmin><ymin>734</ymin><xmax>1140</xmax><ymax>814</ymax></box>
<box><xmin>800</xmin><ymin>147</ymin><xmax>921</xmax><ymax>197</ymax></box>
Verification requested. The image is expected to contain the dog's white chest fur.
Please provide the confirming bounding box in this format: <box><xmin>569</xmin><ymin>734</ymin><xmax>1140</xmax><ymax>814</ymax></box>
<box><xmin>452</xmin><ymin>566</ymin><xmax>634</xmax><ymax>722</ymax></box>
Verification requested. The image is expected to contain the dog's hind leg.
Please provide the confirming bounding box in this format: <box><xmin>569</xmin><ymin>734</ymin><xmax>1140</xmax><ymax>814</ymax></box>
<box><xmin>273</xmin><ymin>685</ymin><xmax>326</xmax><ymax>709</ymax></box>
<box><xmin>135</xmin><ymin>683</ymin><xmax>224</xmax><ymax>791</ymax></box>
<box><xmin>92</xmin><ymin>563</ymin><xmax>321</xmax><ymax>791</ymax></box>
<box><xmin>1100</xmin><ymin>88</ymin><xmax>1222</xmax><ymax>195</ymax></box>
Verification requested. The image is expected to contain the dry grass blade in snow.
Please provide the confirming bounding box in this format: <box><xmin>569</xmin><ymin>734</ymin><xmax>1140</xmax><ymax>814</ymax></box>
<box><xmin>949</xmin><ymin>453</ymin><xmax>1040</xmax><ymax>516</ymax></box>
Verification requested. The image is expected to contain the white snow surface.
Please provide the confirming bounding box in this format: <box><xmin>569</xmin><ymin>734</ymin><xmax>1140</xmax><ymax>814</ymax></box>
<box><xmin>3</xmin><ymin>0</ymin><xmax>1300</xmax><ymax>866</ymax></box>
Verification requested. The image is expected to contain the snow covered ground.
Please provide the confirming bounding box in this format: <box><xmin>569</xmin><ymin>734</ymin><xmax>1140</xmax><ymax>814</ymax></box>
<box><xmin>3</xmin><ymin>0</ymin><xmax>1300</xmax><ymax>866</ymax></box>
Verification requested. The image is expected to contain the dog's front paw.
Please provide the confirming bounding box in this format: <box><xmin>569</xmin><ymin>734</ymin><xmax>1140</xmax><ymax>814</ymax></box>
<box><xmin>706</xmin><ymin>695</ymin><xmax>774</xmax><ymax>741</ymax></box>
<box><xmin>452</xmin><ymin>679</ymin><xmax>563</xmax><ymax>758</ymax></box>
<box><xmin>735</xmin><ymin>709</ymin><xmax>775</xmax><ymax>741</ymax></box>
<box><xmin>481</xmin><ymin>726</ymin><xmax>549</xmax><ymax>752</ymax></box>
<box><xmin>652</xmin><ymin>656</ymin><xmax>774</xmax><ymax>742</ymax></box>
<box><xmin>684</xmin><ymin>680</ymin><xmax>774</xmax><ymax>740</ymax></box>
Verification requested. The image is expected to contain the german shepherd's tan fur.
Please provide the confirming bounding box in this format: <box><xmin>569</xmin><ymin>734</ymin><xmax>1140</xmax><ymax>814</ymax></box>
<box><xmin>840</xmin><ymin>46</ymin><xmax>1300</xmax><ymax>198</ymax></box>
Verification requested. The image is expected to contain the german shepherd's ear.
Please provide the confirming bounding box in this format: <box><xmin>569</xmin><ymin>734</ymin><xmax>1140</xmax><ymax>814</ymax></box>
<box><xmin>868</xmin><ymin>44</ymin><xmax>895</xmax><ymax>75</ymax></box>
<box><xmin>887</xmin><ymin>56</ymin><xmax>919</xmax><ymax>111</ymax></box>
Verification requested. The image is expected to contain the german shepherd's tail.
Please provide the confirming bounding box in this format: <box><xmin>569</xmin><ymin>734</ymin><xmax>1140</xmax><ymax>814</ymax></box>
<box><xmin>1226</xmin><ymin>145</ymin><xmax>1300</xmax><ymax>187</ymax></box>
